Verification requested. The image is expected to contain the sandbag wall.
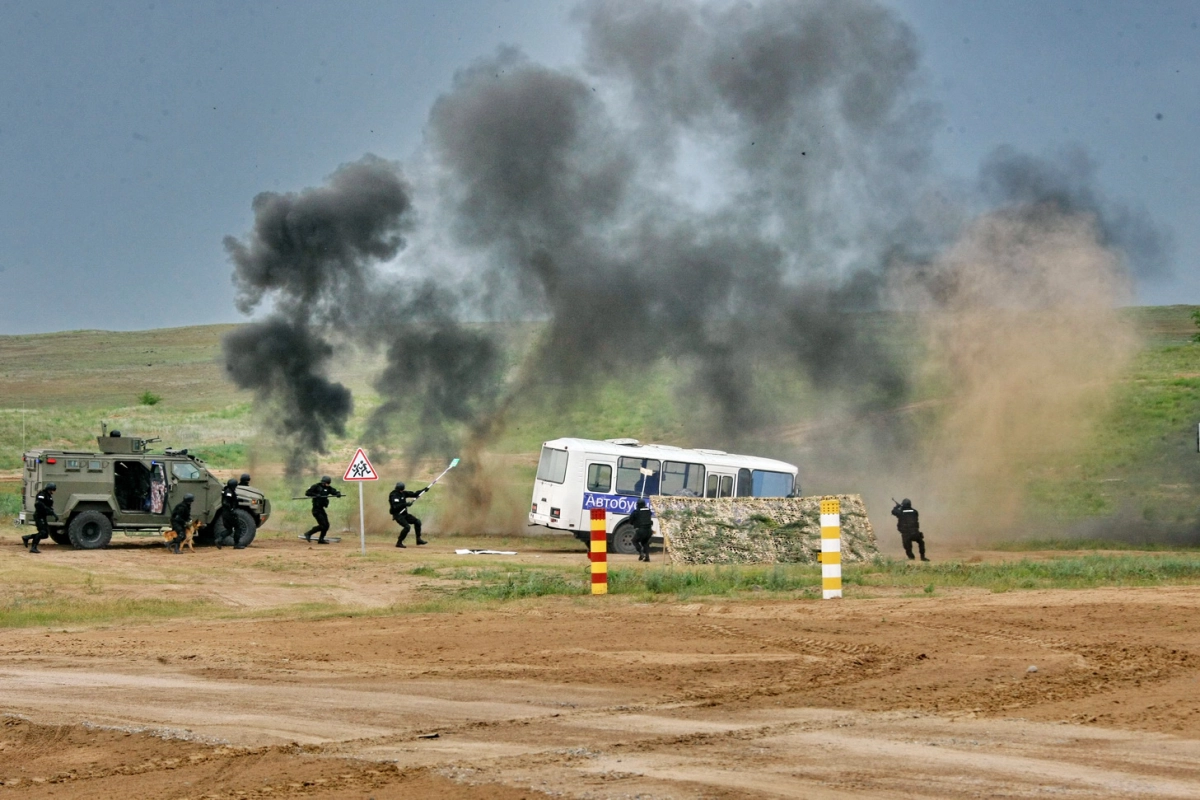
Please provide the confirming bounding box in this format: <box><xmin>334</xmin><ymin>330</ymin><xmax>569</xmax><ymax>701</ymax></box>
<box><xmin>654</xmin><ymin>494</ymin><xmax>878</xmax><ymax>565</ymax></box>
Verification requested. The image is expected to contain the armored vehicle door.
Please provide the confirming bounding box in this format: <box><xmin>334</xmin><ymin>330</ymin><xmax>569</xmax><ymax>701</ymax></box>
<box><xmin>167</xmin><ymin>459</ymin><xmax>210</xmax><ymax>521</ymax></box>
<box><xmin>112</xmin><ymin>459</ymin><xmax>170</xmax><ymax>524</ymax></box>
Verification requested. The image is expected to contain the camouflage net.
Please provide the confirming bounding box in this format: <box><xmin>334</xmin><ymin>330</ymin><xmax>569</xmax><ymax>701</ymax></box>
<box><xmin>655</xmin><ymin>495</ymin><xmax>878</xmax><ymax>565</ymax></box>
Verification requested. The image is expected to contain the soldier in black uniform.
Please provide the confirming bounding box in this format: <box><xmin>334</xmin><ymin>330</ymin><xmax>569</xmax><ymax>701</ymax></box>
<box><xmin>239</xmin><ymin>473</ymin><xmax>251</xmax><ymax>487</ymax></box>
<box><xmin>304</xmin><ymin>475</ymin><xmax>342</xmax><ymax>544</ymax></box>
<box><xmin>891</xmin><ymin>498</ymin><xmax>929</xmax><ymax>561</ymax></box>
<box><xmin>630</xmin><ymin>499</ymin><xmax>654</xmax><ymax>562</ymax></box>
<box><xmin>169</xmin><ymin>493</ymin><xmax>194</xmax><ymax>554</ymax></box>
<box><xmin>219</xmin><ymin>477</ymin><xmax>244</xmax><ymax>549</ymax></box>
<box><xmin>24</xmin><ymin>483</ymin><xmax>56</xmax><ymax>554</ymax></box>
<box><xmin>388</xmin><ymin>482</ymin><xmax>427</xmax><ymax>547</ymax></box>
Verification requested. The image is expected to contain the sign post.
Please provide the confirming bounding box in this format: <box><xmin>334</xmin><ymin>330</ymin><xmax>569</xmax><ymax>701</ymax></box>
<box><xmin>342</xmin><ymin>448</ymin><xmax>379</xmax><ymax>554</ymax></box>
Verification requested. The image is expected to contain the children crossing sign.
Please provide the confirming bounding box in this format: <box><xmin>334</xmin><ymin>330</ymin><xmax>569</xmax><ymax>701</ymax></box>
<box><xmin>343</xmin><ymin>448</ymin><xmax>378</xmax><ymax>482</ymax></box>
<box><xmin>342</xmin><ymin>448</ymin><xmax>377</xmax><ymax>554</ymax></box>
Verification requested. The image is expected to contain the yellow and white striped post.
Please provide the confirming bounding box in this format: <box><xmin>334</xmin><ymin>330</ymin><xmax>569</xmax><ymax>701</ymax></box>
<box><xmin>819</xmin><ymin>498</ymin><xmax>842</xmax><ymax>599</ymax></box>
<box><xmin>590</xmin><ymin>508</ymin><xmax>608</xmax><ymax>595</ymax></box>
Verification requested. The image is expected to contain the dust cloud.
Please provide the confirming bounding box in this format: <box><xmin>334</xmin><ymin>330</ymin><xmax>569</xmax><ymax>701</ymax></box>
<box><xmin>898</xmin><ymin>209</ymin><xmax>1139</xmax><ymax>540</ymax></box>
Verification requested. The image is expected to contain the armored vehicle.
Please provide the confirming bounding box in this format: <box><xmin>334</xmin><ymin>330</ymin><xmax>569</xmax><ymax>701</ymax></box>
<box><xmin>19</xmin><ymin>431</ymin><xmax>270</xmax><ymax>549</ymax></box>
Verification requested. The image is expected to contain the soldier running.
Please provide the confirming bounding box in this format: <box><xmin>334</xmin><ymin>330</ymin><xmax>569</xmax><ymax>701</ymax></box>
<box><xmin>631</xmin><ymin>499</ymin><xmax>654</xmax><ymax>562</ymax></box>
<box><xmin>169</xmin><ymin>493</ymin><xmax>194</xmax><ymax>554</ymax></box>
<box><xmin>304</xmin><ymin>475</ymin><xmax>342</xmax><ymax>544</ymax></box>
<box><xmin>891</xmin><ymin>498</ymin><xmax>929</xmax><ymax>561</ymax></box>
<box><xmin>388</xmin><ymin>482</ymin><xmax>427</xmax><ymax>547</ymax></box>
<box><xmin>23</xmin><ymin>483</ymin><xmax>56</xmax><ymax>554</ymax></box>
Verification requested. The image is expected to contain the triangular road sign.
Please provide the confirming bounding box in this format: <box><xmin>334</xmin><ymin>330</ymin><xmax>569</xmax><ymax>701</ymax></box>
<box><xmin>342</xmin><ymin>448</ymin><xmax>379</xmax><ymax>481</ymax></box>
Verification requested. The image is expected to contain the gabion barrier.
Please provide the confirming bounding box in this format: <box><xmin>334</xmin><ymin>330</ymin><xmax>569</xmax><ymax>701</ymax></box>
<box><xmin>654</xmin><ymin>494</ymin><xmax>877</xmax><ymax>565</ymax></box>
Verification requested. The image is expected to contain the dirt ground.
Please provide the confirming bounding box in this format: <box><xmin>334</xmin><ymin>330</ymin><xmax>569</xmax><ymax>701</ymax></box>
<box><xmin>2</xmin><ymin>534</ymin><xmax>1200</xmax><ymax>798</ymax></box>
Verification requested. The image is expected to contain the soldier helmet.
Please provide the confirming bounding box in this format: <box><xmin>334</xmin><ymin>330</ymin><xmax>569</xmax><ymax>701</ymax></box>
<box><xmin>239</xmin><ymin>473</ymin><xmax>251</xmax><ymax>485</ymax></box>
<box><xmin>636</xmin><ymin>499</ymin><xmax>647</xmax><ymax>509</ymax></box>
<box><xmin>226</xmin><ymin>478</ymin><xmax>238</xmax><ymax>487</ymax></box>
<box><xmin>901</xmin><ymin>498</ymin><xmax>912</xmax><ymax>509</ymax></box>
<box><xmin>321</xmin><ymin>475</ymin><xmax>332</xmax><ymax>484</ymax></box>
<box><xmin>183</xmin><ymin>493</ymin><xmax>194</xmax><ymax>502</ymax></box>
<box><xmin>45</xmin><ymin>482</ymin><xmax>57</xmax><ymax>491</ymax></box>
<box><xmin>395</xmin><ymin>481</ymin><xmax>405</xmax><ymax>491</ymax></box>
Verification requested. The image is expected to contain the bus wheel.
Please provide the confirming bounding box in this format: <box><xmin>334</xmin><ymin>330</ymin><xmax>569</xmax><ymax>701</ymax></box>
<box><xmin>610</xmin><ymin>522</ymin><xmax>638</xmax><ymax>555</ymax></box>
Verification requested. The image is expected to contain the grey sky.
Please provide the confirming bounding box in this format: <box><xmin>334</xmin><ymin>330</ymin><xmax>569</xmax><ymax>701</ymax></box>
<box><xmin>0</xmin><ymin>0</ymin><xmax>1195</xmax><ymax>334</ymax></box>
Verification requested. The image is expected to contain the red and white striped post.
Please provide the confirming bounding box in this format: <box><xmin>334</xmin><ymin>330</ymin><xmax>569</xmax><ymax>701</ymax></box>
<box><xmin>590</xmin><ymin>508</ymin><xmax>608</xmax><ymax>595</ymax></box>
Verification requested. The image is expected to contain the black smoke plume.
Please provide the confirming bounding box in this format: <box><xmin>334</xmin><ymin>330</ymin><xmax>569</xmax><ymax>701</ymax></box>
<box><xmin>223</xmin><ymin>318</ymin><xmax>353</xmax><ymax>459</ymax></box>
<box><xmin>365</xmin><ymin>282</ymin><xmax>502</xmax><ymax>457</ymax></box>
<box><xmin>224</xmin><ymin>0</ymin><xmax>1171</xmax><ymax>523</ymax></box>
<box><xmin>978</xmin><ymin>144</ymin><xmax>1172</xmax><ymax>279</ymax></box>
<box><xmin>422</xmin><ymin>0</ymin><xmax>935</xmax><ymax>435</ymax></box>
<box><xmin>222</xmin><ymin>155</ymin><xmax>500</xmax><ymax>476</ymax></box>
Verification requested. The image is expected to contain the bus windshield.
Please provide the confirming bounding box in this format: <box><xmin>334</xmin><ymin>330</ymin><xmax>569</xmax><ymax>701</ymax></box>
<box><xmin>752</xmin><ymin>470</ymin><xmax>793</xmax><ymax>497</ymax></box>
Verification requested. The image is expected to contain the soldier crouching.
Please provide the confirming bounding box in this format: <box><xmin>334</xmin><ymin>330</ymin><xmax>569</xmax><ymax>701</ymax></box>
<box><xmin>631</xmin><ymin>499</ymin><xmax>654</xmax><ymax>562</ymax></box>
<box><xmin>891</xmin><ymin>498</ymin><xmax>929</xmax><ymax>562</ymax></box>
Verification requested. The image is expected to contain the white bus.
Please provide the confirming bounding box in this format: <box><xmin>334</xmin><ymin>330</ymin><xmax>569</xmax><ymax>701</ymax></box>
<box><xmin>528</xmin><ymin>437</ymin><xmax>800</xmax><ymax>554</ymax></box>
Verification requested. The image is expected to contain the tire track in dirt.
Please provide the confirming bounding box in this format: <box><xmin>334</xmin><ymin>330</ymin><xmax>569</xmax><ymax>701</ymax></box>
<box><xmin>0</xmin><ymin>718</ymin><xmax>552</xmax><ymax>799</ymax></box>
<box><xmin>682</xmin><ymin>621</ymin><xmax>916</xmax><ymax>706</ymax></box>
<box><xmin>882</xmin><ymin>619</ymin><xmax>1197</xmax><ymax>717</ymax></box>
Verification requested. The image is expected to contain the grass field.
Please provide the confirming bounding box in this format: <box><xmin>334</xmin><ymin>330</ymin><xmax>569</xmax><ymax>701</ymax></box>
<box><xmin>440</xmin><ymin>553</ymin><xmax>1200</xmax><ymax>603</ymax></box>
<box><xmin>7</xmin><ymin>544</ymin><xmax>1200</xmax><ymax>630</ymax></box>
<box><xmin>0</xmin><ymin>308</ymin><xmax>1197</xmax><ymax>542</ymax></box>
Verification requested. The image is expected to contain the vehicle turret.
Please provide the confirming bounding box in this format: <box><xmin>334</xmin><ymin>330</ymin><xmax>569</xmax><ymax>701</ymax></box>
<box><xmin>96</xmin><ymin>432</ymin><xmax>161</xmax><ymax>455</ymax></box>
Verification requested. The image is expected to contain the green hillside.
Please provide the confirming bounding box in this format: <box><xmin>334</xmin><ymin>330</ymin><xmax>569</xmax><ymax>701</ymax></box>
<box><xmin>1024</xmin><ymin>306</ymin><xmax>1200</xmax><ymax>540</ymax></box>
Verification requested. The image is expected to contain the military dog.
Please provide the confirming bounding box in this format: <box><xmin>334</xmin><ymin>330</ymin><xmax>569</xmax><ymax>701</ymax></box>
<box><xmin>162</xmin><ymin>518</ymin><xmax>202</xmax><ymax>553</ymax></box>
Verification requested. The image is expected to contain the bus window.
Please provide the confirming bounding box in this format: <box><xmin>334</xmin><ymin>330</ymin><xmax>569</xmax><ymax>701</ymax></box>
<box><xmin>616</xmin><ymin>457</ymin><xmax>659</xmax><ymax>496</ymax></box>
<box><xmin>536</xmin><ymin>447</ymin><xmax>569</xmax><ymax>484</ymax></box>
<box><xmin>736</xmin><ymin>468</ymin><xmax>753</xmax><ymax>497</ymax></box>
<box><xmin>705</xmin><ymin>474</ymin><xmax>718</xmax><ymax>498</ymax></box>
<box><xmin>661</xmin><ymin>461</ymin><xmax>704</xmax><ymax>497</ymax></box>
<box><xmin>586</xmin><ymin>463</ymin><xmax>612</xmax><ymax>492</ymax></box>
<box><xmin>719</xmin><ymin>475</ymin><xmax>734</xmax><ymax>497</ymax></box>
<box><xmin>752</xmin><ymin>470</ymin><xmax>794</xmax><ymax>497</ymax></box>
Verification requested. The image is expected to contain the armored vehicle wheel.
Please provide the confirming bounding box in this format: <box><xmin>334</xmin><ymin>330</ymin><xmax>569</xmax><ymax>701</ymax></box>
<box><xmin>610</xmin><ymin>522</ymin><xmax>638</xmax><ymax>555</ymax></box>
<box><xmin>68</xmin><ymin>510</ymin><xmax>113</xmax><ymax>550</ymax></box>
<box><xmin>49</xmin><ymin>531</ymin><xmax>71</xmax><ymax>546</ymax></box>
<box><xmin>212</xmin><ymin>508</ymin><xmax>257</xmax><ymax>548</ymax></box>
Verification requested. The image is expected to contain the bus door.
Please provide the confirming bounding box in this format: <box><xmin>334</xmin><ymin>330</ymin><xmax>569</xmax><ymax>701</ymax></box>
<box><xmin>705</xmin><ymin>472</ymin><xmax>736</xmax><ymax>498</ymax></box>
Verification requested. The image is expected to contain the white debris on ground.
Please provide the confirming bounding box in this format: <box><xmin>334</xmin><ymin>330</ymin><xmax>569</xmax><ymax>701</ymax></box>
<box><xmin>454</xmin><ymin>549</ymin><xmax>519</xmax><ymax>556</ymax></box>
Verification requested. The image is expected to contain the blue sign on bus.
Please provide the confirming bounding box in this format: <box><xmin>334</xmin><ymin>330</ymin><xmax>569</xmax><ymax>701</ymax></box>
<box><xmin>582</xmin><ymin>493</ymin><xmax>649</xmax><ymax>516</ymax></box>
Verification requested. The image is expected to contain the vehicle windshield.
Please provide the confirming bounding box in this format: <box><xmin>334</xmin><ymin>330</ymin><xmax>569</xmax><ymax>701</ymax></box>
<box><xmin>752</xmin><ymin>470</ymin><xmax>793</xmax><ymax>497</ymax></box>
